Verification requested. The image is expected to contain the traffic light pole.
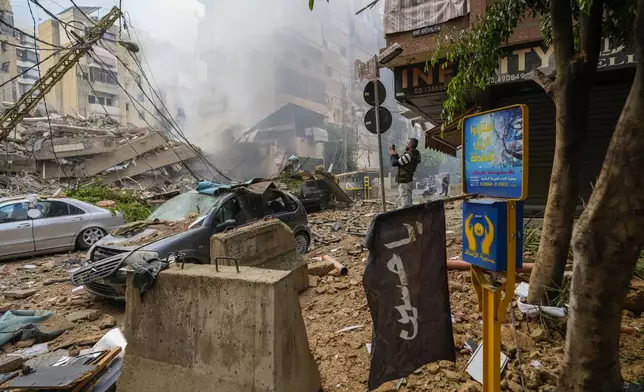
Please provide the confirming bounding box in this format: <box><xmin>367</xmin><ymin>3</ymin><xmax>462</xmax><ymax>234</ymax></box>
<box><xmin>373</xmin><ymin>56</ymin><xmax>387</xmax><ymax>212</ymax></box>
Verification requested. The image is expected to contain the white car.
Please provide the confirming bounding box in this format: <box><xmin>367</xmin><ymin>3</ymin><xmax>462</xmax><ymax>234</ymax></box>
<box><xmin>0</xmin><ymin>195</ymin><xmax>125</xmax><ymax>261</ymax></box>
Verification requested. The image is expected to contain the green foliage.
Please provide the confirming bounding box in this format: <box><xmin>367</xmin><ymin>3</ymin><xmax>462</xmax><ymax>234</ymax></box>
<box><xmin>66</xmin><ymin>183</ymin><xmax>153</xmax><ymax>222</ymax></box>
<box><xmin>430</xmin><ymin>0</ymin><xmax>637</xmax><ymax>123</ymax></box>
<box><xmin>418</xmin><ymin>148</ymin><xmax>444</xmax><ymax>176</ymax></box>
<box><xmin>308</xmin><ymin>0</ymin><xmax>328</xmax><ymax>10</ymax></box>
<box><xmin>635</xmin><ymin>252</ymin><xmax>644</xmax><ymax>280</ymax></box>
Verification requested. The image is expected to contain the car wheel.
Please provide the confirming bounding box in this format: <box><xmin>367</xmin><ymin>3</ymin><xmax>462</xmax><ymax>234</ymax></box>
<box><xmin>294</xmin><ymin>232</ymin><xmax>310</xmax><ymax>254</ymax></box>
<box><xmin>76</xmin><ymin>227</ymin><xmax>106</xmax><ymax>250</ymax></box>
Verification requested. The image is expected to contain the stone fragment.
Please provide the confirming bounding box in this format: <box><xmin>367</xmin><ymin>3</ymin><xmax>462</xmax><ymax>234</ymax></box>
<box><xmin>308</xmin><ymin>261</ymin><xmax>334</xmax><ymax>277</ymax></box>
<box><xmin>0</xmin><ymin>355</ymin><xmax>25</xmax><ymax>372</ymax></box>
<box><xmin>2</xmin><ymin>289</ymin><xmax>37</xmax><ymax>299</ymax></box>
<box><xmin>65</xmin><ymin>309</ymin><xmax>99</xmax><ymax>323</ymax></box>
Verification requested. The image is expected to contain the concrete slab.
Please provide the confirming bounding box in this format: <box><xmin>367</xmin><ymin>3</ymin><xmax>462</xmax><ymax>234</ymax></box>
<box><xmin>71</xmin><ymin>132</ymin><xmax>167</xmax><ymax>177</ymax></box>
<box><xmin>210</xmin><ymin>220</ymin><xmax>308</xmax><ymax>294</ymax></box>
<box><xmin>102</xmin><ymin>145</ymin><xmax>197</xmax><ymax>184</ymax></box>
<box><xmin>118</xmin><ymin>264</ymin><xmax>321</xmax><ymax>392</ymax></box>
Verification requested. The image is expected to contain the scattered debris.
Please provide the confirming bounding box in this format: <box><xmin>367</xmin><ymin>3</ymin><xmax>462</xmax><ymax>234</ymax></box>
<box><xmin>335</xmin><ymin>325</ymin><xmax>364</xmax><ymax>333</ymax></box>
<box><xmin>466</xmin><ymin>343</ymin><xmax>509</xmax><ymax>385</ymax></box>
<box><xmin>1</xmin><ymin>289</ymin><xmax>37</xmax><ymax>299</ymax></box>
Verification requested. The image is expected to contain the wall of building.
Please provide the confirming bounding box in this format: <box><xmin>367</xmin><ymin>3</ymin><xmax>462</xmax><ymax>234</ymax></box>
<box><xmin>0</xmin><ymin>0</ymin><xmax>18</xmax><ymax>103</ymax></box>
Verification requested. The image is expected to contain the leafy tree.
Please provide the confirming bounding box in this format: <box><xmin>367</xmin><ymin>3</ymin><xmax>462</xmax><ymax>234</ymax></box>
<box><xmin>418</xmin><ymin>148</ymin><xmax>443</xmax><ymax>177</ymax></box>
<box><xmin>431</xmin><ymin>0</ymin><xmax>637</xmax><ymax>308</ymax></box>
<box><xmin>310</xmin><ymin>0</ymin><xmax>644</xmax><ymax>389</ymax></box>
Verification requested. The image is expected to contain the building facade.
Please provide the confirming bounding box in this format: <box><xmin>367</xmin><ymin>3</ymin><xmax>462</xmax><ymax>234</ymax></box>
<box><xmin>0</xmin><ymin>0</ymin><xmax>19</xmax><ymax>104</ymax></box>
<box><xmin>195</xmin><ymin>0</ymin><xmax>385</xmax><ymax>176</ymax></box>
<box><xmin>382</xmin><ymin>0</ymin><xmax>635</xmax><ymax>214</ymax></box>
<box><xmin>37</xmin><ymin>6</ymin><xmax>150</xmax><ymax>127</ymax></box>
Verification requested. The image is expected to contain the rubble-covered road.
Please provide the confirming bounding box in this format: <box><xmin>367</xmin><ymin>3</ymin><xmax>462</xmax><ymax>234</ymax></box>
<box><xmin>0</xmin><ymin>201</ymin><xmax>642</xmax><ymax>391</ymax></box>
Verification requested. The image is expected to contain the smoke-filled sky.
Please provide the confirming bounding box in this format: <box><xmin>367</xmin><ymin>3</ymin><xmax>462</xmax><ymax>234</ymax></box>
<box><xmin>11</xmin><ymin>0</ymin><xmax>203</xmax><ymax>49</ymax></box>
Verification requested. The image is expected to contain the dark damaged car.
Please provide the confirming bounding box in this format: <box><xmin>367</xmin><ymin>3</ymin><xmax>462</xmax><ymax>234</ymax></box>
<box><xmin>71</xmin><ymin>181</ymin><xmax>311</xmax><ymax>300</ymax></box>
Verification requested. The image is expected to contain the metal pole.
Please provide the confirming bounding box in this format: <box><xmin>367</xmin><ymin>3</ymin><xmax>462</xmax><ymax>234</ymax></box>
<box><xmin>373</xmin><ymin>57</ymin><xmax>387</xmax><ymax>212</ymax></box>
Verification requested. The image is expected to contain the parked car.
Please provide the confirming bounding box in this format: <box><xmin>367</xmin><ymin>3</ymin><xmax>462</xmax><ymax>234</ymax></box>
<box><xmin>298</xmin><ymin>179</ymin><xmax>332</xmax><ymax>212</ymax></box>
<box><xmin>72</xmin><ymin>183</ymin><xmax>311</xmax><ymax>300</ymax></box>
<box><xmin>0</xmin><ymin>195</ymin><xmax>125</xmax><ymax>261</ymax></box>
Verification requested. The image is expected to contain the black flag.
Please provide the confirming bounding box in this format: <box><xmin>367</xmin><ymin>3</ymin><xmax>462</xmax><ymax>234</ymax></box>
<box><xmin>363</xmin><ymin>201</ymin><xmax>455</xmax><ymax>390</ymax></box>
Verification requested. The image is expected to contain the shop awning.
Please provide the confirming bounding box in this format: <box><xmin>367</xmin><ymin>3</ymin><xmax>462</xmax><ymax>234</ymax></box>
<box><xmin>424</xmin><ymin>107</ymin><xmax>479</xmax><ymax>157</ymax></box>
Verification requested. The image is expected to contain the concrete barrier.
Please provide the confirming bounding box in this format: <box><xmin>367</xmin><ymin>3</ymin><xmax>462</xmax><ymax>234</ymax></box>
<box><xmin>210</xmin><ymin>220</ymin><xmax>309</xmax><ymax>293</ymax></box>
<box><xmin>118</xmin><ymin>265</ymin><xmax>321</xmax><ymax>392</ymax></box>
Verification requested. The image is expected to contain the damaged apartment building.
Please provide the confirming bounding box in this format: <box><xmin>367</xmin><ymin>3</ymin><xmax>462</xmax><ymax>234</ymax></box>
<box><xmin>196</xmin><ymin>0</ymin><xmax>385</xmax><ymax>178</ymax></box>
<box><xmin>0</xmin><ymin>5</ymin><xmax>200</xmax><ymax>186</ymax></box>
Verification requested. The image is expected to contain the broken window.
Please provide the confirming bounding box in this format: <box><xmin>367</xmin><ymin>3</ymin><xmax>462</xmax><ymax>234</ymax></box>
<box><xmin>0</xmin><ymin>203</ymin><xmax>29</xmax><ymax>223</ymax></box>
<box><xmin>105</xmin><ymin>98</ymin><xmax>112</xmax><ymax>106</ymax></box>
<box><xmin>262</xmin><ymin>190</ymin><xmax>296</xmax><ymax>214</ymax></box>
<box><xmin>37</xmin><ymin>201</ymin><xmax>71</xmax><ymax>218</ymax></box>
<box><xmin>98</xmin><ymin>97</ymin><xmax>105</xmax><ymax>105</ymax></box>
<box><xmin>88</xmin><ymin>95</ymin><xmax>96</xmax><ymax>104</ymax></box>
<box><xmin>236</xmin><ymin>193</ymin><xmax>265</xmax><ymax>223</ymax></box>
<box><xmin>212</xmin><ymin>197</ymin><xmax>241</xmax><ymax>226</ymax></box>
<box><xmin>1</xmin><ymin>62</ymin><xmax>9</xmax><ymax>73</ymax></box>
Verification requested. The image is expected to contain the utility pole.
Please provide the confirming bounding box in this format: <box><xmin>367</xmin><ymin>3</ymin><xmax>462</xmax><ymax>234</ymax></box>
<box><xmin>0</xmin><ymin>7</ymin><xmax>122</xmax><ymax>142</ymax></box>
<box><xmin>373</xmin><ymin>55</ymin><xmax>386</xmax><ymax>212</ymax></box>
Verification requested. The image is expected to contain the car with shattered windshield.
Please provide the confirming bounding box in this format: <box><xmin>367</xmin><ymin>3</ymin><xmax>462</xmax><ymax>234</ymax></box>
<box><xmin>71</xmin><ymin>181</ymin><xmax>311</xmax><ymax>299</ymax></box>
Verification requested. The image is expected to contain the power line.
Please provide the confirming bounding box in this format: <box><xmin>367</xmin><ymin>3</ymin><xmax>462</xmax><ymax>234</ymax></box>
<box><xmin>79</xmin><ymin>54</ymin><xmax>176</xmax><ymax>184</ymax></box>
<box><xmin>122</xmin><ymin>49</ymin><xmax>231</xmax><ymax>181</ymax></box>
<box><xmin>0</xmin><ymin>39</ymin><xmax>66</xmax><ymax>51</ymax></box>
<box><xmin>26</xmin><ymin>0</ymin><xmax>70</xmax><ymax>180</ymax></box>
<box><xmin>0</xmin><ymin>19</ymin><xmax>64</xmax><ymax>49</ymax></box>
<box><xmin>66</xmin><ymin>2</ymin><xmax>226</xmax><ymax>182</ymax></box>
<box><xmin>84</xmin><ymin>51</ymin><xmax>201</xmax><ymax>182</ymax></box>
<box><xmin>101</xmin><ymin>42</ymin><xmax>228</xmax><ymax>182</ymax></box>
<box><xmin>0</xmin><ymin>47</ymin><xmax>67</xmax><ymax>90</ymax></box>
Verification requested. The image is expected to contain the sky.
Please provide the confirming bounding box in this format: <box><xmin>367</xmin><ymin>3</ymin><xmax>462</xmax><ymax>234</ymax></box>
<box><xmin>10</xmin><ymin>0</ymin><xmax>203</xmax><ymax>49</ymax></box>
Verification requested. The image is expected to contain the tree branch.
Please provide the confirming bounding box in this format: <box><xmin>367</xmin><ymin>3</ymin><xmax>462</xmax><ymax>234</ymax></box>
<box><xmin>550</xmin><ymin>0</ymin><xmax>575</xmax><ymax>78</ymax></box>
<box><xmin>579</xmin><ymin>0</ymin><xmax>605</xmax><ymax>76</ymax></box>
<box><xmin>525</xmin><ymin>68</ymin><xmax>556</xmax><ymax>97</ymax></box>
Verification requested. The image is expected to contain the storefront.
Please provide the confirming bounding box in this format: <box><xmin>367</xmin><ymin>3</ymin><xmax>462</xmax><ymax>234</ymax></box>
<box><xmin>392</xmin><ymin>39</ymin><xmax>636</xmax><ymax>214</ymax></box>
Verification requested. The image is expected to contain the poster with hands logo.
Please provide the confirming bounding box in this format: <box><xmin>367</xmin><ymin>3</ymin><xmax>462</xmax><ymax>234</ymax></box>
<box><xmin>363</xmin><ymin>202</ymin><xmax>455</xmax><ymax>391</ymax></box>
<box><xmin>462</xmin><ymin>105</ymin><xmax>529</xmax><ymax>200</ymax></box>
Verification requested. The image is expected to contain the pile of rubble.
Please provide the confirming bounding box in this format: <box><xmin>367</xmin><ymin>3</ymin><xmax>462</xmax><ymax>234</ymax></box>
<box><xmin>299</xmin><ymin>202</ymin><xmax>644</xmax><ymax>392</ymax></box>
<box><xmin>0</xmin><ymin>114</ymin><xmax>199</xmax><ymax>187</ymax></box>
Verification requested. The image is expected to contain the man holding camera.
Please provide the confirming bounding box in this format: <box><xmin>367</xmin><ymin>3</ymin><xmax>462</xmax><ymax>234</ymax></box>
<box><xmin>389</xmin><ymin>138</ymin><xmax>421</xmax><ymax>208</ymax></box>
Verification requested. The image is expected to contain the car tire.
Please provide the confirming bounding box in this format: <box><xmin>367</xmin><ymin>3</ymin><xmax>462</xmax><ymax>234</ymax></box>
<box><xmin>294</xmin><ymin>232</ymin><xmax>310</xmax><ymax>254</ymax></box>
<box><xmin>76</xmin><ymin>227</ymin><xmax>107</xmax><ymax>250</ymax></box>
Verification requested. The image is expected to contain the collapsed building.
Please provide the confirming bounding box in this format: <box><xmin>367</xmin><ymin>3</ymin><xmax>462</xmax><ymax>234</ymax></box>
<box><xmin>0</xmin><ymin>114</ymin><xmax>199</xmax><ymax>193</ymax></box>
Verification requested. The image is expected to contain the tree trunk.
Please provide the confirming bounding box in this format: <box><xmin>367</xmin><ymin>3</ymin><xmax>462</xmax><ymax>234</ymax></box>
<box><xmin>557</xmin><ymin>1</ymin><xmax>644</xmax><ymax>389</ymax></box>
<box><xmin>528</xmin><ymin>0</ymin><xmax>604</xmax><ymax>304</ymax></box>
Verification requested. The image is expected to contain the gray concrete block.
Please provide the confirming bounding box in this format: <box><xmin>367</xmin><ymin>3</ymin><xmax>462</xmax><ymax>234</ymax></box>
<box><xmin>118</xmin><ymin>265</ymin><xmax>321</xmax><ymax>392</ymax></box>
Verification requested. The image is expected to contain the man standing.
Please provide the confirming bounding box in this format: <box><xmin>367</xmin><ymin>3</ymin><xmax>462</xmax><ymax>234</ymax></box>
<box><xmin>441</xmin><ymin>173</ymin><xmax>450</xmax><ymax>196</ymax></box>
<box><xmin>389</xmin><ymin>138</ymin><xmax>421</xmax><ymax>208</ymax></box>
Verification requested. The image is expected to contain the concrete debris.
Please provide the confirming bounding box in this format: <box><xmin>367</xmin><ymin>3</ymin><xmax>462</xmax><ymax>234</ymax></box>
<box><xmin>65</xmin><ymin>309</ymin><xmax>99</xmax><ymax>323</ymax></box>
<box><xmin>0</xmin><ymin>354</ymin><xmax>25</xmax><ymax>372</ymax></box>
<box><xmin>1</xmin><ymin>289</ymin><xmax>38</xmax><ymax>299</ymax></box>
<box><xmin>1</xmin><ymin>114</ymin><xmax>200</xmax><ymax>196</ymax></box>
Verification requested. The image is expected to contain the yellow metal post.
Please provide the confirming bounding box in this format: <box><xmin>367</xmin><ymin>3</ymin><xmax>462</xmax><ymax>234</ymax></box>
<box><xmin>470</xmin><ymin>200</ymin><xmax>518</xmax><ymax>392</ymax></box>
<box><xmin>482</xmin><ymin>284</ymin><xmax>502</xmax><ymax>392</ymax></box>
<box><xmin>499</xmin><ymin>200</ymin><xmax>516</xmax><ymax>323</ymax></box>
<box><xmin>363</xmin><ymin>176</ymin><xmax>370</xmax><ymax>200</ymax></box>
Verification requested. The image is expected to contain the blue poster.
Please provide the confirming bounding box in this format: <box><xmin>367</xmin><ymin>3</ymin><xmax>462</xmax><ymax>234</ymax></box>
<box><xmin>462</xmin><ymin>105</ymin><xmax>528</xmax><ymax>199</ymax></box>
